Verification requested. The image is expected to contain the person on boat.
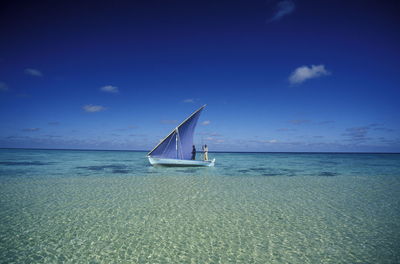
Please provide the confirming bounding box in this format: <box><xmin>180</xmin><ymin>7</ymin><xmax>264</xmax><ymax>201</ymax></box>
<box><xmin>202</xmin><ymin>144</ymin><xmax>209</xmax><ymax>161</ymax></box>
<box><xmin>191</xmin><ymin>145</ymin><xmax>196</xmax><ymax>160</ymax></box>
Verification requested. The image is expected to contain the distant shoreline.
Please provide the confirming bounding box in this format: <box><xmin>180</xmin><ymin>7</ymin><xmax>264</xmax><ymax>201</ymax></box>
<box><xmin>0</xmin><ymin>147</ymin><xmax>399</xmax><ymax>155</ymax></box>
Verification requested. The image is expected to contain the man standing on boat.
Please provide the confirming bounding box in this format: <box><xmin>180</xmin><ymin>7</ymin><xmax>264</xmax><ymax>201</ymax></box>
<box><xmin>202</xmin><ymin>144</ymin><xmax>209</xmax><ymax>161</ymax></box>
<box><xmin>191</xmin><ymin>145</ymin><xmax>196</xmax><ymax>160</ymax></box>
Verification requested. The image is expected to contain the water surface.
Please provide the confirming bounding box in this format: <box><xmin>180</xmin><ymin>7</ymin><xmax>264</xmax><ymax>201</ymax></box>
<box><xmin>0</xmin><ymin>149</ymin><xmax>399</xmax><ymax>263</ymax></box>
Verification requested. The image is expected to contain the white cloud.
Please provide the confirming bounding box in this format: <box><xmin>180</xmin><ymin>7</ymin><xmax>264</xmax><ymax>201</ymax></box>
<box><xmin>201</xmin><ymin>120</ymin><xmax>211</xmax><ymax>126</ymax></box>
<box><xmin>269</xmin><ymin>0</ymin><xmax>295</xmax><ymax>22</ymax></box>
<box><xmin>24</xmin><ymin>68</ymin><xmax>43</xmax><ymax>77</ymax></box>
<box><xmin>289</xmin><ymin>65</ymin><xmax>330</xmax><ymax>84</ymax></box>
<box><xmin>183</xmin><ymin>98</ymin><xmax>194</xmax><ymax>103</ymax></box>
<box><xmin>0</xmin><ymin>82</ymin><xmax>8</xmax><ymax>91</ymax></box>
<box><xmin>100</xmin><ymin>85</ymin><xmax>119</xmax><ymax>93</ymax></box>
<box><xmin>83</xmin><ymin>104</ymin><xmax>106</xmax><ymax>112</ymax></box>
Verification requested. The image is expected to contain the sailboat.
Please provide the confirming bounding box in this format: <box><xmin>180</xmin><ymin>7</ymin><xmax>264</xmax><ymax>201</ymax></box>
<box><xmin>147</xmin><ymin>105</ymin><xmax>216</xmax><ymax>167</ymax></box>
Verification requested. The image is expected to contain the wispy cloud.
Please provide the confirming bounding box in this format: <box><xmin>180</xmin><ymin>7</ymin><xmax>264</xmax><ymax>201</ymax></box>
<box><xmin>256</xmin><ymin>139</ymin><xmax>278</xmax><ymax>144</ymax></box>
<box><xmin>43</xmin><ymin>135</ymin><xmax>61</xmax><ymax>138</ymax></box>
<box><xmin>269</xmin><ymin>0</ymin><xmax>295</xmax><ymax>22</ymax></box>
<box><xmin>6</xmin><ymin>135</ymin><xmax>30</xmax><ymax>139</ymax></box>
<box><xmin>344</xmin><ymin>124</ymin><xmax>381</xmax><ymax>141</ymax></box>
<box><xmin>24</xmin><ymin>68</ymin><xmax>43</xmax><ymax>77</ymax></box>
<box><xmin>368</xmin><ymin>123</ymin><xmax>394</xmax><ymax>132</ymax></box>
<box><xmin>201</xmin><ymin>120</ymin><xmax>211</xmax><ymax>126</ymax></box>
<box><xmin>83</xmin><ymin>104</ymin><xmax>106</xmax><ymax>112</ymax></box>
<box><xmin>100</xmin><ymin>85</ymin><xmax>119</xmax><ymax>93</ymax></box>
<box><xmin>183</xmin><ymin>98</ymin><xmax>194</xmax><ymax>103</ymax></box>
<box><xmin>289</xmin><ymin>65</ymin><xmax>330</xmax><ymax>85</ymax></box>
<box><xmin>342</xmin><ymin>126</ymin><xmax>370</xmax><ymax>142</ymax></box>
<box><xmin>373</xmin><ymin>127</ymin><xmax>395</xmax><ymax>132</ymax></box>
<box><xmin>22</xmin><ymin>128</ymin><xmax>40</xmax><ymax>132</ymax></box>
<box><xmin>0</xmin><ymin>82</ymin><xmax>8</xmax><ymax>91</ymax></box>
<box><xmin>342</xmin><ymin>124</ymin><xmax>395</xmax><ymax>143</ymax></box>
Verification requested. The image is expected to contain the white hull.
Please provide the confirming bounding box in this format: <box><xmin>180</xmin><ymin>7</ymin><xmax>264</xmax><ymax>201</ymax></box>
<box><xmin>148</xmin><ymin>156</ymin><xmax>215</xmax><ymax>167</ymax></box>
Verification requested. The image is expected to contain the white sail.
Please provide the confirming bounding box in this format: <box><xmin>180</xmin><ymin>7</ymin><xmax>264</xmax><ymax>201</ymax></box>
<box><xmin>147</xmin><ymin>105</ymin><xmax>205</xmax><ymax>160</ymax></box>
<box><xmin>147</xmin><ymin>105</ymin><xmax>215</xmax><ymax>167</ymax></box>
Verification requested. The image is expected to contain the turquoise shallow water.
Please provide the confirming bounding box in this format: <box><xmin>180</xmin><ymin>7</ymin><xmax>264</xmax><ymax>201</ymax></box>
<box><xmin>0</xmin><ymin>149</ymin><xmax>399</xmax><ymax>263</ymax></box>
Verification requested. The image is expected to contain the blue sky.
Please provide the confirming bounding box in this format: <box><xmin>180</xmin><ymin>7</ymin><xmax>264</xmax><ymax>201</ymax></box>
<box><xmin>1</xmin><ymin>0</ymin><xmax>399</xmax><ymax>152</ymax></box>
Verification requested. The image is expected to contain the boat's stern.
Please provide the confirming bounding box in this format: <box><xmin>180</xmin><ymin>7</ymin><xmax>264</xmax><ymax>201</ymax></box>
<box><xmin>208</xmin><ymin>158</ymin><xmax>216</xmax><ymax>167</ymax></box>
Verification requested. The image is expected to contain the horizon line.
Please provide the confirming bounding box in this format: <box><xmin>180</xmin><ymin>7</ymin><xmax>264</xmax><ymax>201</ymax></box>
<box><xmin>0</xmin><ymin>147</ymin><xmax>399</xmax><ymax>155</ymax></box>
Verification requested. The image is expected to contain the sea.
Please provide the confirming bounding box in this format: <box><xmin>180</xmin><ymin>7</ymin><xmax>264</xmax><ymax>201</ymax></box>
<box><xmin>0</xmin><ymin>148</ymin><xmax>399</xmax><ymax>263</ymax></box>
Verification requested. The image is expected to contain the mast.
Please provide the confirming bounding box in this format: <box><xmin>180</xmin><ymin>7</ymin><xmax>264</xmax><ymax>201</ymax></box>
<box><xmin>175</xmin><ymin>128</ymin><xmax>178</xmax><ymax>159</ymax></box>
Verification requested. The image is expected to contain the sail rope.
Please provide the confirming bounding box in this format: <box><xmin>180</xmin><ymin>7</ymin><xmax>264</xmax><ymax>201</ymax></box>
<box><xmin>161</xmin><ymin>131</ymin><xmax>175</xmax><ymax>157</ymax></box>
<box><xmin>176</xmin><ymin>128</ymin><xmax>184</xmax><ymax>159</ymax></box>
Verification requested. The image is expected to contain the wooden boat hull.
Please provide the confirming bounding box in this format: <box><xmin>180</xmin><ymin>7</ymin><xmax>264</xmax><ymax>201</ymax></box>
<box><xmin>148</xmin><ymin>157</ymin><xmax>215</xmax><ymax>167</ymax></box>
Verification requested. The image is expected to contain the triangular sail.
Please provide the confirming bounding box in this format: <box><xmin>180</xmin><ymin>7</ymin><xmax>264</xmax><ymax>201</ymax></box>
<box><xmin>147</xmin><ymin>105</ymin><xmax>205</xmax><ymax>160</ymax></box>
